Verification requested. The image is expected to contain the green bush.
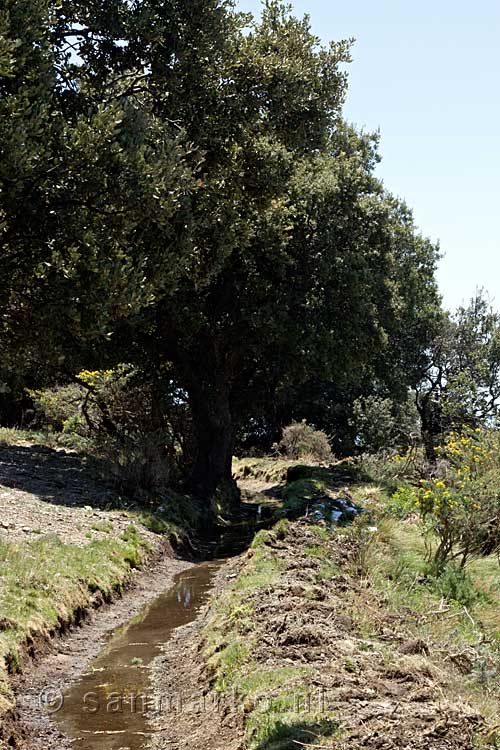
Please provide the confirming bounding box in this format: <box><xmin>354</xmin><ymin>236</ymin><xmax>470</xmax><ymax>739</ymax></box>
<box><xmin>27</xmin><ymin>383</ymin><xmax>85</xmax><ymax>431</ymax></box>
<box><xmin>356</xmin><ymin>447</ymin><xmax>427</xmax><ymax>492</ymax></box>
<box><xmin>28</xmin><ymin>367</ymin><xmax>181</xmax><ymax>498</ymax></box>
<box><xmin>350</xmin><ymin>393</ymin><xmax>420</xmax><ymax>453</ymax></box>
<box><xmin>278</xmin><ymin>421</ymin><xmax>332</xmax><ymax>463</ymax></box>
<box><xmin>429</xmin><ymin>563</ymin><xmax>480</xmax><ymax>607</ymax></box>
<box><xmin>387</xmin><ymin>485</ymin><xmax>419</xmax><ymax>519</ymax></box>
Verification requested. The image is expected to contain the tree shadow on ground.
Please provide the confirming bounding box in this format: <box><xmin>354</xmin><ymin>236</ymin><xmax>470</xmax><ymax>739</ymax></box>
<box><xmin>0</xmin><ymin>441</ymin><xmax>116</xmax><ymax>510</ymax></box>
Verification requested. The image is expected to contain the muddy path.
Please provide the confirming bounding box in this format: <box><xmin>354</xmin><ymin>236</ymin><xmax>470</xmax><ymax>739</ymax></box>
<box><xmin>14</xmin><ymin>554</ymin><xmax>192</xmax><ymax>750</ymax></box>
<box><xmin>148</xmin><ymin>556</ymin><xmax>246</xmax><ymax>750</ymax></box>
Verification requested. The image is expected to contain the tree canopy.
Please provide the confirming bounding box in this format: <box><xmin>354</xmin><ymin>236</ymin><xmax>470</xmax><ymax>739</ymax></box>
<box><xmin>1</xmin><ymin>0</ymin><xmax>443</xmax><ymax>508</ymax></box>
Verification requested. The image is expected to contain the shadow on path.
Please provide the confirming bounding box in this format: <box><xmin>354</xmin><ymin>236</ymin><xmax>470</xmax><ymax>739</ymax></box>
<box><xmin>0</xmin><ymin>442</ymin><xmax>115</xmax><ymax>510</ymax></box>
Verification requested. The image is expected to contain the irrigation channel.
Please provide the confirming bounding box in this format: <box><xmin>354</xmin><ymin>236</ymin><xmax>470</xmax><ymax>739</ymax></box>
<box><xmin>50</xmin><ymin>512</ymin><xmax>267</xmax><ymax>750</ymax></box>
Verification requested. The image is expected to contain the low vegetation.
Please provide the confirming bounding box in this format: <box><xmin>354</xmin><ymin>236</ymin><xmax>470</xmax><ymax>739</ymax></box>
<box><xmin>277</xmin><ymin>422</ymin><xmax>333</xmax><ymax>463</ymax></box>
<box><xmin>0</xmin><ymin>525</ymin><xmax>150</xmax><ymax>708</ymax></box>
<box><xmin>203</xmin><ymin>457</ymin><xmax>500</xmax><ymax>749</ymax></box>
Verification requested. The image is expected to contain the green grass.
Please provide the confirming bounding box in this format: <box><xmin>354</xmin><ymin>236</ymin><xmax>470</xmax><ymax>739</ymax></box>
<box><xmin>0</xmin><ymin>528</ymin><xmax>150</xmax><ymax>704</ymax></box>
<box><xmin>234</xmin><ymin>531</ymin><xmax>284</xmax><ymax>592</ymax></box>
<box><xmin>361</xmin><ymin>517</ymin><xmax>500</xmax><ymax>732</ymax></box>
<box><xmin>91</xmin><ymin>520</ymin><xmax>114</xmax><ymax>533</ymax></box>
<box><xmin>246</xmin><ymin>695</ymin><xmax>339</xmax><ymax>750</ymax></box>
<box><xmin>203</xmin><ymin>525</ymin><xmax>287</xmax><ymax>699</ymax></box>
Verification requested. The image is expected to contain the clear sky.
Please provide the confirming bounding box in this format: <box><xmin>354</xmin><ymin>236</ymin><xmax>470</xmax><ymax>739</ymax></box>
<box><xmin>237</xmin><ymin>0</ymin><xmax>500</xmax><ymax>311</ymax></box>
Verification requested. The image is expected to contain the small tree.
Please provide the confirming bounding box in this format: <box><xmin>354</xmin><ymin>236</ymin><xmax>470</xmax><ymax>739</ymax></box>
<box><xmin>350</xmin><ymin>393</ymin><xmax>420</xmax><ymax>453</ymax></box>
<box><xmin>416</xmin><ymin>293</ymin><xmax>500</xmax><ymax>461</ymax></box>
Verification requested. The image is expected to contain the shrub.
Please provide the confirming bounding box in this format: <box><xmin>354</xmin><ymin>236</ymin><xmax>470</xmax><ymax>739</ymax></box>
<box><xmin>93</xmin><ymin>429</ymin><xmax>176</xmax><ymax>499</ymax></box>
<box><xmin>27</xmin><ymin>383</ymin><xmax>85</xmax><ymax>431</ymax></box>
<box><xmin>429</xmin><ymin>563</ymin><xmax>479</xmax><ymax>607</ymax></box>
<box><xmin>387</xmin><ymin>485</ymin><xmax>419</xmax><ymax>519</ymax></box>
<box><xmin>356</xmin><ymin>447</ymin><xmax>427</xmax><ymax>492</ymax></box>
<box><xmin>417</xmin><ymin>428</ymin><xmax>500</xmax><ymax>570</ymax></box>
<box><xmin>279</xmin><ymin>421</ymin><xmax>332</xmax><ymax>463</ymax></box>
<box><xmin>28</xmin><ymin>367</ymin><xmax>182</xmax><ymax>497</ymax></box>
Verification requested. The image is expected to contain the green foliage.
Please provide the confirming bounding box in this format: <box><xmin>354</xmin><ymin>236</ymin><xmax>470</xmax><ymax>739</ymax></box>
<box><xmin>26</xmin><ymin>366</ymin><xmax>187</xmax><ymax>497</ymax></box>
<box><xmin>430</xmin><ymin>563</ymin><xmax>480</xmax><ymax>607</ymax></box>
<box><xmin>278</xmin><ymin>421</ymin><xmax>333</xmax><ymax>462</ymax></box>
<box><xmin>387</xmin><ymin>485</ymin><xmax>419</xmax><ymax>519</ymax></box>
<box><xmin>1</xmin><ymin>0</ymin><xmax>441</xmax><ymax>504</ymax></box>
<box><xmin>355</xmin><ymin>450</ymin><xmax>412</xmax><ymax>492</ymax></box>
<box><xmin>28</xmin><ymin>383</ymin><xmax>85</xmax><ymax>432</ymax></box>
<box><xmin>417</xmin><ymin>429</ymin><xmax>500</xmax><ymax>569</ymax></box>
<box><xmin>351</xmin><ymin>393</ymin><xmax>420</xmax><ymax>453</ymax></box>
<box><xmin>416</xmin><ymin>293</ymin><xmax>500</xmax><ymax>459</ymax></box>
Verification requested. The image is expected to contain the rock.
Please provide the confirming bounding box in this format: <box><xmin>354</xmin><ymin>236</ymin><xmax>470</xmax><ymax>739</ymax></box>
<box><xmin>400</xmin><ymin>638</ymin><xmax>429</xmax><ymax>656</ymax></box>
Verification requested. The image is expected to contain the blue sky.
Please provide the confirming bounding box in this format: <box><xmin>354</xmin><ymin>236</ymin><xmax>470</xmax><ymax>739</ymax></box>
<box><xmin>237</xmin><ymin>0</ymin><xmax>500</xmax><ymax>311</ymax></box>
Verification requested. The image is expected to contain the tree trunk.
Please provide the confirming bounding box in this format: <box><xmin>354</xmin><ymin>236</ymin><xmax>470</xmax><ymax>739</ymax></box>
<box><xmin>417</xmin><ymin>395</ymin><xmax>437</xmax><ymax>463</ymax></box>
<box><xmin>187</xmin><ymin>378</ymin><xmax>240</xmax><ymax>515</ymax></box>
<box><xmin>421</xmin><ymin>427</ymin><xmax>437</xmax><ymax>463</ymax></box>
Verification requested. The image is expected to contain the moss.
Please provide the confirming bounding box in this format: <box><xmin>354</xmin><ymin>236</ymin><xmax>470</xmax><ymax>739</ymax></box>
<box><xmin>91</xmin><ymin>520</ymin><xmax>114</xmax><ymax>533</ymax></box>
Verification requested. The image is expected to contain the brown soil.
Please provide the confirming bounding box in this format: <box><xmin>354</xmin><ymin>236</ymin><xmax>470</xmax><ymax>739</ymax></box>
<box><xmin>0</xmin><ymin>443</ymin><xmax>162</xmax><ymax>548</ymax></box>
<box><xmin>151</xmin><ymin>521</ymin><xmax>488</xmax><ymax>750</ymax></box>
<box><xmin>243</xmin><ymin>521</ymin><xmax>484</xmax><ymax>749</ymax></box>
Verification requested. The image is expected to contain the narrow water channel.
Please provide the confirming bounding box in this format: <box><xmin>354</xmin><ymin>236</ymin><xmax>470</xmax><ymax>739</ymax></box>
<box><xmin>52</xmin><ymin>560</ymin><xmax>222</xmax><ymax>750</ymax></box>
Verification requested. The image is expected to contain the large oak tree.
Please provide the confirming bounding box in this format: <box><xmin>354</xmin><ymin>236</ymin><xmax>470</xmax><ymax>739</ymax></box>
<box><xmin>1</xmin><ymin>0</ymin><xmax>441</xmax><ymax>510</ymax></box>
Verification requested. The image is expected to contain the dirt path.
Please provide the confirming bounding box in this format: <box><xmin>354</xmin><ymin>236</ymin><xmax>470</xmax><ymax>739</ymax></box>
<box><xmin>0</xmin><ymin>442</ymin><xmax>162</xmax><ymax>549</ymax></box>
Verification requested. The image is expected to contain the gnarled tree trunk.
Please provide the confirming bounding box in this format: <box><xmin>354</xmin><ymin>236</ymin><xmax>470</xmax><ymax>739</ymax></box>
<box><xmin>187</xmin><ymin>377</ymin><xmax>240</xmax><ymax>516</ymax></box>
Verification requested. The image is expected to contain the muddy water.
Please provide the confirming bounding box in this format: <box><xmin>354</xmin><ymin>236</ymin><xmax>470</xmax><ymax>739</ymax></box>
<box><xmin>52</xmin><ymin>561</ymin><xmax>222</xmax><ymax>750</ymax></box>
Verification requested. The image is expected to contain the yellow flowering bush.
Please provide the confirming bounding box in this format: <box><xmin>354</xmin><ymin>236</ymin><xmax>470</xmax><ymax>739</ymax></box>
<box><xmin>76</xmin><ymin>369</ymin><xmax>114</xmax><ymax>388</ymax></box>
<box><xmin>27</xmin><ymin>365</ymin><xmax>182</xmax><ymax>496</ymax></box>
<box><xmin>417</xmin><ymin>429</ymin><xmax>500</xmax><ymax>570</ymax></box>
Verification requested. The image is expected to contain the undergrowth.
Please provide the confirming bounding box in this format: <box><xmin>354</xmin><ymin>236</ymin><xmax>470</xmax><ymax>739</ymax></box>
<box><xmin>203</xmin><ymin>458</ymin><xmax>500</xmax><ymax>749</ymax></box>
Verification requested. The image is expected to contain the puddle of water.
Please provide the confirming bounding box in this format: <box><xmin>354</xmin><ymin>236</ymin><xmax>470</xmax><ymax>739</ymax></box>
<box><xmin>53</xmin><ymin>561</ymin><xmax>221</xmax><ymax>750</ymax></box>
